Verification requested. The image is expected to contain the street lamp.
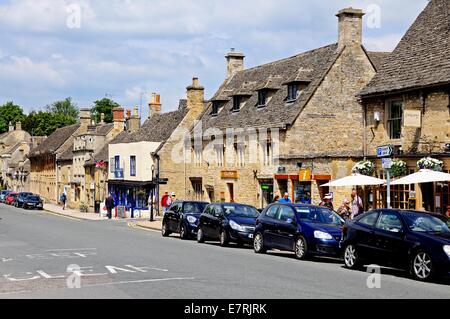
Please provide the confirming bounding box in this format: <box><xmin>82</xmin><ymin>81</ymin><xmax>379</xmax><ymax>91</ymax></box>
<box><xmin>150</xmin><ymin>164</ymin><xmax>155</xmax><ymax>222</ymax></box>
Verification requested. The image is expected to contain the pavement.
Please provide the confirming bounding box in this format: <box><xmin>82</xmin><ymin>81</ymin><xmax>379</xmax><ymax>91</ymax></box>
<box><xmin>0</xmin><ymin>203</ymin><xmax>449</xmax><ymax>299</ymax></box>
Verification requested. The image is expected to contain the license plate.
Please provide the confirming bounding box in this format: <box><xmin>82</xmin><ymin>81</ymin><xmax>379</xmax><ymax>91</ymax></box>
<box><xmin>248</xmin><ymin>234</ymin><xmax>254</xmax><ymax>239</ymax></box>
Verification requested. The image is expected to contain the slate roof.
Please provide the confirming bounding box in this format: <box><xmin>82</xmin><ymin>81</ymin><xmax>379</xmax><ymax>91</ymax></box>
<box><xmin>360</xmin><ymin>0</ymin><xmax>450</xmax><ymax>97</ymax></box>
<box><xmin>111</xmin><ymin>107</ymin><xmax>189</xmax><ymax>144</ymax></box>
<box><xmin>197</xmin><ymin>44</ymin><xmax>387</xmax><ymax>132</ymax></box>
<box><xmin>28</xmin><ymin>124</ymin><xmax>80</xmax><ymax>157</ymax></box>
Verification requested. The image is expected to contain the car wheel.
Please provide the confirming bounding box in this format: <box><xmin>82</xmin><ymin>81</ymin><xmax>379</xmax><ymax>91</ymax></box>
<box><xmin>294</xmin><ymin>236</ymin><xmax>308</xmax><ymax>260</ymax></box>
<box><xmin>254</xmin><ymin>232</ymin><xmax>267</xmax><ymax>254</ymax></box>
<box><xmin>220</xmin><ymin>230</ymin><xmax>230</xmax><ymax>247</ymax></box>
<box><xmin>344</xmin><ymin>244</ymin><xmax>362</xmax><ymax>270</ymax></box>
<box><xmin>161</xmin><ymin>221</ymin><xmax>170</xmax><ymax>237</ymax></box>
<box><xmin>180</xmin><ymin>224</ymin><xmax>188</xmax><ymax>240</ymax></box>
<box><xmin>410</xmin><ymin>250</ymin><xmax>435</xmax><ymax>281</ymax></box>
<box><xmin>197</xmin><ymin>227</ymin><xmax>205</xmax><ymax>243</ymax></box>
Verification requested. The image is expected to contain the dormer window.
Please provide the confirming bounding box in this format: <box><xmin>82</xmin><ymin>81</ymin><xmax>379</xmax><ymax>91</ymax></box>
<box><xmin>232</xmin><ymin>96</ymin><xmax>241</xmax><ymax>112</ymax></box>
<box><xmin>287</xmin><ymin>83</ymin><xmax>299</xmax><ymax>102</ymax></box>
<box><xmin>211</xmin><ymin>101</ymin><xmax>221</xmax><ymax>116</ymax></box>
<box><xmin>257</xmin><ymin>90</ymin><xmax>268</xmax><ymax>108</ymax></box>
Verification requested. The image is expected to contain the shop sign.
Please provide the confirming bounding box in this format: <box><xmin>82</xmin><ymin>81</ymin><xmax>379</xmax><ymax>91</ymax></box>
<box><xmin>299</xmin><ymin>169</ymin><xmax>312</xmax><ymax>182</ymax></box>
<box><xmin>220</xmin><ymin>170</ymin><xmax>239</xmax><ymax>179</ymax></box>
<box><xmin>261</xmin><ymin>185</ymin><xmax>271</xmax><ymax>191</ymax></box>
<box><xmin>404</xmin><ymin>110</ymin><xmax>421</xmax><ymax>128</ymax></box>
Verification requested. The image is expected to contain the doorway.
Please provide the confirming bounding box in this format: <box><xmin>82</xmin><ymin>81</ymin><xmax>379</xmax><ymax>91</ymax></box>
<box><xmin>421</xmin><ymin>182</ymin><xmax>435</xmax><ymax>212</ymax></box>
<box><xmin>227</xmin><ymin>183</ymin><xmax>235</xmax><ymax>203</ymax></box>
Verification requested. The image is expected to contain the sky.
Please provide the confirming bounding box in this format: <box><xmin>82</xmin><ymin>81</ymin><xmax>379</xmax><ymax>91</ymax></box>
<box><xmin>0</xmin><ymin>0</ymin><xmax>429</xmax><ymax>119</ymax></box>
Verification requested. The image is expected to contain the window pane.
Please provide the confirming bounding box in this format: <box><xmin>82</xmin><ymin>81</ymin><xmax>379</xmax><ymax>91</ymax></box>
<box><xmin>376</xmin><ymin>212</ymin><xmax>403</xmax><ymax>233</ymax></box>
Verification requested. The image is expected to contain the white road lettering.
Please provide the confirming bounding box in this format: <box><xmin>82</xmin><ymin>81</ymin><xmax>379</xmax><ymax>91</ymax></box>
<box><xmin>105</xmin><ymin>265</ymin><xmax>136</xmax><ymax>274</ymax></box>
<box><xmin>3</xmin><ymin>272</ymin><xmax>41</xmax><ymax>282</ymax></box>
<box><xmin>36</xmin><ymin>270</ymin><xmax>66</xmax><ymax>279</ymax></box>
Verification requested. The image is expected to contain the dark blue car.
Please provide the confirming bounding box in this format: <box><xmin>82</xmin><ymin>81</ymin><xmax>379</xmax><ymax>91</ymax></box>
<box><xmin>254</xmin><ymin>204</ymin><xmax>344</xmax><ymax>259</ymax></box>
<box><xmin>197</xmin><ymin>203</ymin><xmax>259</xmax><ymax>246</ymax></box>
<box><xmin>162</xmin><ymin>201</ymin><xmax>209</xmax><ymax>239</ymax></box>
<box><xmin>341</xmin><ymin>209</ymin><xmax>450</xmax><ymax>281</ymax></box>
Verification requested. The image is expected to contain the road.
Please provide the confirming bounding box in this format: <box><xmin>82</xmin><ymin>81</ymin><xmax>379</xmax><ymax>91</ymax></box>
<box><xmin>0</xmin><ymin>203</ymin><xmax>448</xmax><ymax>299</ymax></box>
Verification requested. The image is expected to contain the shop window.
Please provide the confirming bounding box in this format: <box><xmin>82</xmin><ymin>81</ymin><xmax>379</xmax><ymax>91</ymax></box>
<box><xmin>295</xmin><ymin>182</ymin><xmax>312</xmax><ymax>204</ymax></box>
<box><xmin>436</xmin><ymin>169</ymin><xmax>450</xmax><ymax>215</ymax></box>
<box><xmin>386</xmin><ymin>100</ymin><xmax>403</xmax><ymax>139</ymax></box>
<box><xmin>375</xmin><ymin>169</ymin><xmax>415</xmax><ymax>209</ymax></box>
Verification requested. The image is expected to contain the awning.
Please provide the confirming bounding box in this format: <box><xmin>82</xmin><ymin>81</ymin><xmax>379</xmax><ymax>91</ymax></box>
<box><xmin>391</xmin><ymin>169</ymin><xmax>450</xmax><ymax>185</ymax></box>
<box><xmin>321</xmin><ymin>174</ymin><xmax>386</xmax><ymax>187</ymax></box>
<box><xmin>108</xmin><ymin>180</ymin><xmax>156</xmax><ymax>188</ymax></box>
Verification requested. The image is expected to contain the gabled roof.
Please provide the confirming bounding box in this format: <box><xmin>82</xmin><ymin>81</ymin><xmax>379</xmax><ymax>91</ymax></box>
<box><xmin>28</xmin><ymin>124</ymin><xmax>80</xmax><ymax>157</ymax></box>
<box><xmin>112</xmin><ymin>107</ymin><xmax>189</xmax><ymax>144</ymax></box>
<box><xmin>360</xmin><ymin>0</ymin><xmax>450</xmax><ymax>97</ymax></box>
<box><xmin>197</xmin><ymin>44</ymin><xmax>387</xmax><ymax>133</ymax></box>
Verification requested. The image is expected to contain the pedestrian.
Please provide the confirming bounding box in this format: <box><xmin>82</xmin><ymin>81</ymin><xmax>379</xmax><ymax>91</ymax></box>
<box><xmin>336</xmin><ymin>198</ymin><xmax>351</xmax><ymax>219</ymax></box>
<box><xmin>320</xmin><ymin>194</ymin><xmax>334</xmax><ymax>211</ymax></box>
<box><xmin>105</xmin><ymin>193</ymin><xmax>115</xmax><ymax>220</ymax></box>
<box><xmin>446</xmin><ymin>205</ymin><xmax>450</xmax><ymax>219</ymax></box>
<box><xmin>60</xmin><ymin>193</ymin><xmax>67</xmax><ymax>210</ymax></box>
<box><xmin>273</xmin><ymin>195</ymin><xmax>280</xmax><ymax>203</ymax></box>
<box><xmin>350</xmin><ymin>189</ymin><xmax>363</xmax><ymax>220</ymax></box>
<box><xmin>279</xmin><ymin>192</ymin><xmax>292</xmax><ymax>203</ymax></box>
<box><xmin>161</xmin><ymin>192</ymin><xmax>175</xmax><ymax>215</ymax></box>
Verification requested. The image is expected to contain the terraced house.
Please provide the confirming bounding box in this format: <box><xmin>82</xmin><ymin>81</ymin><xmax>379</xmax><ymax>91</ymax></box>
<box><xmin>169</xmin><ymin>7</ymin><xmax>388</xmax><ymax>208</ymax></box>
<box><xmin>359</xmin><ymin>0</ymin><xmax>450</xmax><ymax>214</ymax></box>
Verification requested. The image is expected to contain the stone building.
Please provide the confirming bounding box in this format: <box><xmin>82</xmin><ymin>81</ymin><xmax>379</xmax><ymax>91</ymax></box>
<box><xmin>358</xmin><ymin>0</ymin><xmax>450</xmax><ymax>214</ymax></box>
<box><xmin>173</xmin><ymin>7</ymin><xmax>387</xmax><ymax>208</ymax></box>
<box><xmin>56</xmin><ymin>108</ymin><xmax>125</xmax><ymax>211</ymax></box>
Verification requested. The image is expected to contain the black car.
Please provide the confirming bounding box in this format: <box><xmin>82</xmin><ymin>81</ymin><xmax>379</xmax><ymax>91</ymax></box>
<box><xmin>197</xmin><ymin>203</ymin><xmax>259</xmax><ymax>246</ymax></box>
<box><xmin>22</xmin><ymin>195</ymin><xmax>44</xmax><ymax>210</ymax></box>
<box><xmin>14</xmin><ymin>192</ymin><xmax>34</xmax><ymax>208</ymax></box>
<box><xmin>161</xmin><ymin>201</ymin><xmax>209</xmax><ymax>239</ymax></box>
<box><xmin>341</xmin><ymin>209</ymin><xmax>450</xmax><ymax>281</ymax></box>
<box><xmin>254</xmin><ymin>204</ymin><xmax>344</xmax><ymax>259</ymax></box>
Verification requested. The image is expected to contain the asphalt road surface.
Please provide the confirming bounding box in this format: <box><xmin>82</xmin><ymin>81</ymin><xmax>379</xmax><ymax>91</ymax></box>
<box><xmin>0</xmin><ymin>203</ymin><xmax>448</xmax><ymax>299</ymax></box>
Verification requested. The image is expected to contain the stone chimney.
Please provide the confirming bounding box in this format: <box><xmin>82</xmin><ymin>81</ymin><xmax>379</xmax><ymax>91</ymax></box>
<box><xmin>186</xmin><ymin>77</ymin><xmax>205</xmax><ymax>113</ymax></box>
<box><xmin>112</xmin><ymin>107</ymin><xmax>125</xmax><ymax>131</ymax></box>
<box><xmin>15</xmin><ymin>121</ymin><xmax>22</xmax><ymax>131</ymax></box>
<box><xmin>226</xmin><ymin>48</ymin><xmax>245</xmax><ymax>79</ymax></box>
<box><xmin>127</xmin><ymin>106</ymin><xmax>141</xmax><ymax>133</ymax></box>
<box><xmin>79</xmin><ymin>108</ymin><xmax>92</xmax><ymax>127</ymax></box>
<box><xmin>149</xmin><ymin>93</ymin><xmax>162</xmax><ymax>118</ymax></box>
<box><xmin>8</xmin><ymin>122</ymin><xmax>14</xmax><ymax>132</ymax></box>
<box><xmin>100</xmin><ymin>113</ymin><xmax>105</xmax><ymax>124</ymax></box>
<box><xmin>336</xmin><ymin>8</ymin><xmax>365</xmax><ymax>50</ymax></box>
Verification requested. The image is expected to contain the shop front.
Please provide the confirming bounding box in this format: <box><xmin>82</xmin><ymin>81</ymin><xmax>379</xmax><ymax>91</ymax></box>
<box><xmin>108</xmin><ymin>180</ymin><xmax>155</xmax><ymax>218</ymax></box>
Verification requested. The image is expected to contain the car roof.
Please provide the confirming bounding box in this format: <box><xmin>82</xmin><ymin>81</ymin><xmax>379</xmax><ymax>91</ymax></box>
<box><xmin>270</xmin><ymin>203</ymin><xmax>326</xmax><ymax>210</ymax></box>
<box><xmin>364</xmin><ymin>209</ymin><xmax>445</xmax><ymax>219</ymax></box>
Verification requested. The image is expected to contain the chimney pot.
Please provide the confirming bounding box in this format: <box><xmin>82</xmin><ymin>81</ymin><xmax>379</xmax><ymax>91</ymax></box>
<box><xmin>336</xmin><ymin>7</ymin><xmax>365</xmax><ymax>50</ymax></box>
<box><xmin>149</xmin><ymin>93</ymin><xmax>162</xmax><ymax>118</ymax></box>
<box><xmin>225</xmin><ymin>50</ymin><xmax>245</xmax><ymax>79</ymax></box>
<box><xmin>100</xmin><ymin>113</ymin><xmax>105</xmax><ymax>124</ymax></box>
<box><xmin>8</xmin><ymin>122</ymin><xmax>14</xmax><ymax>132</ymax></box>
<box><xmin>79</xmin><ymin>108</ymin><xmax>92</xmax><ymax>127</ymax></box>
<box><xmin>15</xmin><ymin>121</ymin><xmax>22</xmax><ymax>131</ymax></box>
<box><xmin>186</xmin><ymin>77</ymin><xmax>205</xmax><ymax>112</ymax></box>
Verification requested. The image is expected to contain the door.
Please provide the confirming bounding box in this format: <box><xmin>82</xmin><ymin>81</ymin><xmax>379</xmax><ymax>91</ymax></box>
<box><xmin>227</xmin><ymin>183</ymin><xmax>235</xmax><ymax>203</ymax></box>
<box><xmin>272</xmin><ymin>205</ymin><xmax>297</xmax><ymax>250</ymax></box>
<box><xmin>373</xmin><ymin>210</ymin><xmax>408</xmax><ymax>265</ymax></box>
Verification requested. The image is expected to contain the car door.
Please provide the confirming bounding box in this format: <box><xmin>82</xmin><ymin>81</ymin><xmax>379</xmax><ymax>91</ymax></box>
<box><xmin>262</xmin><ymin>205</ymin><xmax>280</xmax><ymax>247</ymax></box>
<box><xmin>166</xmin><ymin>202</ymin><xmax>180</xmax><ymax>231</ymax></box>
<box><xmin>372</xmin><ymin>210</ymin><xmax>408</xmax><ymax>266</ymax></box>
<box><xmin>172</xmin><ymin>202</ymin><xmax>185</xmax><ymax>232</ymax></box>
<box><xmin>352</xmin><ymin>210</ymin><xmax>380</xmax><ymax>260</ymax></box>
<box><xmin>200</xmin><ymin>205</ymin><xmax>215</xmax><ymax>238</ymax></box>
<box><xmin>208</xmin><ymin>205</ymin><xmax>224</xmax><ymax>240</ymax></box>
<box><xmin>271</xmin><ymin>205</ymin><xmax>297</xmax><ymax>250</ymax></box>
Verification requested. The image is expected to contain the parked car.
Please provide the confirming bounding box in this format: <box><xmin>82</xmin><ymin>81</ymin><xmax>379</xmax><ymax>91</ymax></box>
<box><xmin>14</xmin><ymin>192</ymin><xmax>34</xmax><ymax>208</ymax></box>
<box><xmin>197</xmin><ymin>203</ymin><xmax>259</xmax><ymax>246</ymax></box>
<box><xmin>341</xmin><ymin>209</ymin><xmax>450</xmax><ymax>281</ymax></box>
<box><xmin>161</xmin><ymin>201</ymin><xmax>209</xmax><ymax>239</ymax></box>
<box><xmin>253</xmin><ymin>204</ymin><xmax>344</xmax><ymax>259</ymax></box>
<box><xmin>22</xmin><ymin>195</ymin><xmax>44</xmax><ymax>210</ymax></box>
<box><xmin>5</xmin><ymin>192</ymin><xmax>19</xmax><ymax>205</ymax></box>
<box><xmin>0</xmin><ymin>190</ymin><xmax>12</xmax><ymax>203</ymax></box>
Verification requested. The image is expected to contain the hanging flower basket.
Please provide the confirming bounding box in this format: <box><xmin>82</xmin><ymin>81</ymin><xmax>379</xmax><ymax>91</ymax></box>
<box><xmin>417</xmin><ymin>157</ymin><xmax>443</xmax><ymax>171</ymax></box>
<box><xmin>391</xmin><ymin>159</ymin><xmax>408</xmax><ymax>177</ymax></box>
<box><xmin>352</xmin><ymin>160</ymin><xmax>375</xmax><ymax>176</ymax></box>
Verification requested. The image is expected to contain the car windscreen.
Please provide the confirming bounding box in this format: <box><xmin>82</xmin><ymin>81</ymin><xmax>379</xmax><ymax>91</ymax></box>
<box><xmin>183</xmin><ymin>202</ymin><xmax>207</xmax><ymax>214</ymax></box>
<box><xmin>295</xmin><ymin>207</ymin><xmax>344</xmax><ymax>225</ymax></box>
<box><xmin>403</xmin><ymin>213</ymin><xmax>450</xmax><ymax>234</ymax></box>
<box><xmin>223</xmin><ymin>204</ymin><xmax>259</xmax><ymax>218</ymax></box>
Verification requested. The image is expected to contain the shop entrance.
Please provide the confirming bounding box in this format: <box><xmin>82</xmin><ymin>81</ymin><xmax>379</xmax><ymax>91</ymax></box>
<box><xmin>260</xmin><ymin>181</ymin><xmax>274</xmax><ymax>208</ymax></box>
<box><xmin>294</xmin><ymin>181</ymin><xmax>311</xmax><ymax>204</ymax></box>
<box><xmin>421</xmin><ymin>182</ymin><xmax>435</xmax><ymax>212</ymax></box>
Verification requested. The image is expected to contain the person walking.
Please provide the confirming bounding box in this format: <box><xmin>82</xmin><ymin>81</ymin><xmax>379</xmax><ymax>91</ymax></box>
<box><xmin>60</xmin><ymin>193</ymin><xmax>67</xmax><ymax>210</ymax></box>
<box><xmin>350</xmin><ymin>189</ymin><xmax>363</xmax><ymax>220</ymax></box>
<box><xmin>161</xmin><ymin>192</ymin><xmax>175</xmax><ymax>215</ymax></box>
<box><xmin>279</xmin><ymin>192</ymin><xmax>292</xmax><ymax>203</ymax></box>
<box><xmin>337</xmin><ymin>199</ymin><xmax>351</xmax><ymax>219</ymax></box>
<box><xmin>105</xmin><ymin>193</ymin><xmax>115</xmax><ymax>220</ymax></box>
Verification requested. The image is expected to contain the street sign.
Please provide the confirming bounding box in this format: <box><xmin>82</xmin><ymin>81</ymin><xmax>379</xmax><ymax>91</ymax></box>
<box><xmin>382</xmin><ymin>158</ymin><xmax>392</xmax><ymax>169</ymax></box>
<box><xmin>377</xmin><ymin>145</ymin><xmax>394</xmax><ymax>158</ymax></box>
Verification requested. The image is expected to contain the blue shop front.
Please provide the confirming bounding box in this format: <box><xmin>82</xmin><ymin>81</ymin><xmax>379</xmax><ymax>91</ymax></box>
<box><xmin>108</xmin><ymin>180</ymin><xmax>156</xmax><ymax>218</ymax></box>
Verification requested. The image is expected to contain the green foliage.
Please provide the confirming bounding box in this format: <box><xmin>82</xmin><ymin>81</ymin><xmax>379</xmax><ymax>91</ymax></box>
<box><xmin>46</xmin><ymin>97</ymin><xmax>79</xmax><ymax>120</ymax></box>
<box><xmin>91</xmin><ymin>98</ymin><xmax>120</xmax><ymax>123</ymax></box>
<box><xmin>23</xmin><ymin>111</ymin><xmax>77</xmax><ymax>137</ymax></box>
<box><xmin>0</xmin><ymin>102</ymin><xmax>26</xmax><ymax>133</ymax></box>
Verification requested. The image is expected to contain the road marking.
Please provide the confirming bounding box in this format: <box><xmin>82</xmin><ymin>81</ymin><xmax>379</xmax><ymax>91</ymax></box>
<box><xmin>45</xmin><ymin>248</ymin><xmax>97</xmax><ymax>252</ymax></box>
<box><xmin>43</xmin><ymin>210</ymin><xmax>83</xmax><ymax>221</ymax></box>
<box><xmin>82</xmin><ymin>277</ymin><xmax>195</xmax><ymax>288</ymax></box>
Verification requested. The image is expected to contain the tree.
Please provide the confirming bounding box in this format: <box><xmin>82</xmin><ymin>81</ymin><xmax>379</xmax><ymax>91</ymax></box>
<box><xmin>91</xmin><ymin>98</ymin><xmax>120</xmax><ymax>123</ymax></box>
<box><xmin>46</xmin><ymin>97</ymin><xmax>79</xmax><ymax>121</ymax></box>
<box><xmin>23</xmin><ymin>111</ymin><xmax>76</xmax><ymax>137</ymax></box>
<box><xmin>0</xmin><ymin>102</ymin><xmax>25</xmax><ymax>133</ymax></box>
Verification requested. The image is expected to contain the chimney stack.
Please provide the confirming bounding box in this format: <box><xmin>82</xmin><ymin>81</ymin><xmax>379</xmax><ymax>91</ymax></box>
<box><xmin>112</xmin><ymin>107</ymin><xmax>125</xmax><ymax>131</ymax></box>
<box><xmin>149</xmin><ymin>93</ymin><xmax>162</xmax><ymax>118</ymax></box>
<box><xmin>186</xmin><ymin>77</ymin><xmax>205</xmax><ymax>113</ymax></box>
<box><xmin>226</xmin><ymin>48</ymin><xmax>245</xmax><ymax>79</ymax></box>
<box><xmin>100</xmin><ymin>113</ymin><xmax>105</xmax><ymax>124</ymax></box>
<box><xmin>336</xmin><ymin>8</ymin><xmax>365</xmax><ymax>51</ymax></box>
<box><xmin>127</xmin><ymin>106</ymin><xmax>141</xmax><ymax>133</ymax></box>
<box><xmin>8</xmin><ymin>122</ymin><xmax>14</xmax><ymax>132</ymax></box>
<box><xmin>79</xmin><ymin>108</ymin><xmax>92</xmax><ymax>127</ymax></box>
<box><xmin>15</xmin><ymin>121</ymin><xmax>22</xmax><ymax>131</ymax></box>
